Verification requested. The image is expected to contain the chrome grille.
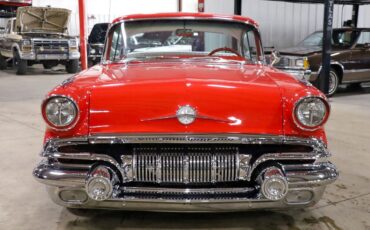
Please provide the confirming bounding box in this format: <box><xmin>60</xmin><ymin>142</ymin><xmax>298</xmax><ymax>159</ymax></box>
<box><xmin>132</xmin><ymin>146</ymin><xmax>239</xmax><ymax>184</ymax></box>
<box><xmin>34</xmin><ymin>40</ymin><xmax>69</xmax><ymax>54</ymax></box>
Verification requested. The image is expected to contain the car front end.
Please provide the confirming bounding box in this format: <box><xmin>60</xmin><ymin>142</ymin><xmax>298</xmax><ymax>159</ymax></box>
<box><xmin>273</xmin><ymin>55</ymin><xmax>313</xmax><ymax>81</ymax></box>
<box><xmin>33</xmin><ymin>13</ymin><xmax>337</xmax><ymax>212</ymax></box>
<box><xmin>19</xmin><ymin>37</ymin><xmax>80</xmax><ymax>61</ymax></box>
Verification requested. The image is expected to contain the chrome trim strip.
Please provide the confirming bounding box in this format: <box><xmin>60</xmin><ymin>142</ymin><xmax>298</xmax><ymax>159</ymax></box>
<box><xmin>122</xmin><ymin>187</ymin><xmax>255</xmax><ymax>195</ymax></box>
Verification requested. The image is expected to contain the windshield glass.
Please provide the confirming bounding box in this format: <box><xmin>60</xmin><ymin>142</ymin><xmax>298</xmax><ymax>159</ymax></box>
<box><xmin>299</xmin><ymin>30</ymin><xmax>359</xmax><ymax>47</ymax></box>
<box><xmin>104</xmin><ymin>20</ymin><xmax>262</xmax><ymax>63</ymax></box>
<box><xmin>88</xmin><ymin>23</ymin><xmax>109</xmax><ymax>44</ymax></box>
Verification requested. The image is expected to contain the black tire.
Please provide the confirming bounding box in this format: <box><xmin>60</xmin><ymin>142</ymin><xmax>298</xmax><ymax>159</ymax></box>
<box><xmin>327</xmin><ymin>68</ymin><xmax>339</xmax><ymax>97</ymax></box>
<box><xmin>13</xmin><ymin>51</ymin><xmax>27</xmax><ymax>75</ymax></box>
<box><xmin>0</xmin><ymin>53</ymin><xmax>7</xmax><ymax>70</ymax></box>
<box><xmin>66</xmin><ymin>59</ymin><xmax>79</xmax><ymax>73</ymax></box>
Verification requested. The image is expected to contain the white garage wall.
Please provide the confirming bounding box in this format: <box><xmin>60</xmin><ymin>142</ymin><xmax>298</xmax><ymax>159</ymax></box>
<box><xmin>32</xmin><ymin>0</ymin><xmax>198</xmax><ymax>36</ymax></box>
<box><xmin>204</xmin><ymin>0</ymin><xmax>370</xmax><ymax>49</ymax></box>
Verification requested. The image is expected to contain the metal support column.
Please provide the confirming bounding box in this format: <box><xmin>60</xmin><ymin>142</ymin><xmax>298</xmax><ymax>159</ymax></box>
<box><xmin>352</xmin><ymin>4</ymin><xmax>359</xmax><ymax>27</ymax></box>
<box><xmin>234</xmin><ymin>0</ymin><xmax>242</xmax><ymax>15</ymax></box>
<box><xmin>319</xmin><ymin>0</ymin><xmax>334</xmax><ymax>94</ymax></box>
<box><xmin>78</xmin><ymin>0</ymin><xmax>87</xmax><ymax>70</ymax></box>
<box><xmin>178</xmin><ymin>0</ymin><xmax>182</xmax><ymax>12</ymax></box>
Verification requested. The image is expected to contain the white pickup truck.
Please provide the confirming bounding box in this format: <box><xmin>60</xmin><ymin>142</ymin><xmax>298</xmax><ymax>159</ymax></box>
<box><xmin>0</xmin><ymin>6</ymin><xmax>80</xmax><ymax>75</ymax></box>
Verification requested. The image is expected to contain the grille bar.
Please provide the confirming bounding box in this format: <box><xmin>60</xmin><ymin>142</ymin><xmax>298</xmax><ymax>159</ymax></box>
<box><xmin>133</xmin><ymin>146</ymin><xmax>239</xmax><ymax>184</ymax></box>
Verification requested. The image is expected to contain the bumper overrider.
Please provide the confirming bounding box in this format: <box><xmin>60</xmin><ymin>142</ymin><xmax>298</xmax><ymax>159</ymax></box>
<box><xmin>33</xmin><ymin>134</ymin><xmax>338</xmax><ymax>212</ymax></box>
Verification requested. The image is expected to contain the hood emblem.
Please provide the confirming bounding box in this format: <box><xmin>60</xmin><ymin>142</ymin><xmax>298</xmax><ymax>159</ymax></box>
<box><xmin>176</xmin><ymin>105</ymin><xmax>197</xmax><ymax>125</ymax></box>
<box><xmin>141</xmin><ymin>105</ymin><xmax>231</xmax><ymax>124</ymax></box>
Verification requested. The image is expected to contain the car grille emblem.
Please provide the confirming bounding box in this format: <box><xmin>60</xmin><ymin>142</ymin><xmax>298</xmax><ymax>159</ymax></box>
<box><xmin>176</xmin><ymin>105</ymin><xmax>196</xmax><ymax>125</ymax></box>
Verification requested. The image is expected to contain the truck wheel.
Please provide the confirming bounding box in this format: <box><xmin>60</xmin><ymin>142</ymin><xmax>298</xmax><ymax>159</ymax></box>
<box><xmin>66</xmin><ymin>60</ymin><xmax>79</xmax><ymax>73</ymax></box>
<box><xmin>0</xmin><ymin>54</ymin><xmax>7</xmax><ymax>70</ymax></box>
<box><xmin>13</xmin><ymin>51</ymin><xmax>27</xmax><ymax>75</ymax></box>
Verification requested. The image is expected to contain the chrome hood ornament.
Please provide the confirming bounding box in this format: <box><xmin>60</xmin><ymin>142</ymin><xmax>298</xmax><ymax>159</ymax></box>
<box><xmin>176</xmin><ymin>105</ymin><xmax>196</xmax><ymax>125</ymax></box>
<box><xmin>141</xmin><ymin>105</ymin><xmax>230</xmax><ymax>124</ymax></box>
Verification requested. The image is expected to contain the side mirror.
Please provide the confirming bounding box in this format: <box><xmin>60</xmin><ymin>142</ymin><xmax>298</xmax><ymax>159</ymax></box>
<box><xmin>270</xmin><ymin>49</ymin><xmax>281</xmax><ymax>66</ymax></box>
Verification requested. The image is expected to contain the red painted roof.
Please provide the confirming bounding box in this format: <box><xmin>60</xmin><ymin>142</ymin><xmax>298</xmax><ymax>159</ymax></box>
<box><xmin>112</xmin><ymin>12</ymin><xmax>258</xmax><ymax>27</ymax></box>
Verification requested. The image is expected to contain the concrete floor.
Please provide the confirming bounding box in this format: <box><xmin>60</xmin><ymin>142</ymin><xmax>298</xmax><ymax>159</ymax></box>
<box><xmin>0</xmin><ymin>66</ymin><xmax>369</xmax><ymax>230</ymax></box>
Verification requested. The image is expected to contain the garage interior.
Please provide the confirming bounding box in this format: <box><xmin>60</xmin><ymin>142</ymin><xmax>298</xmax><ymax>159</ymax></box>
<box><xmin>0</xmin><ymin>0</ymin><xmax>370</xmax><ymax>229</ymax></box>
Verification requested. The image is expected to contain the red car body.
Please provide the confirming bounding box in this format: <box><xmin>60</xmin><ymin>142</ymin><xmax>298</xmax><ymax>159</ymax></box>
<box><xmin>34</xmin><ymin>13</ymin><xmax>337</xmax><ymax>212</ymax></box>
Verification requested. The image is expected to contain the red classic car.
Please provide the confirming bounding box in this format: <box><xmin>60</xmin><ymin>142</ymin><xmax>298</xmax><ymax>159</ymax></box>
<box><xmin>33</xmin><ymin>13</ymin><xmax>338</xmax><ymax>212</ymax></box>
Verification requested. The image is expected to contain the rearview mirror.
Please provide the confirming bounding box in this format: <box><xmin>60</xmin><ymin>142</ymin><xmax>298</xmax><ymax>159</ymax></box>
<box><xmin>175</xmin><ymin>29</ymin><xmax>193</xmax><ymax>37</ymax></box>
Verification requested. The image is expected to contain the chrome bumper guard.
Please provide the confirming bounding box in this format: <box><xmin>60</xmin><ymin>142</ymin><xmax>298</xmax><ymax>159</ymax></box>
<box><xmin>33</xmin><ymin>134</ymin><xmax>338</xmax><ymax>212</ymax></box>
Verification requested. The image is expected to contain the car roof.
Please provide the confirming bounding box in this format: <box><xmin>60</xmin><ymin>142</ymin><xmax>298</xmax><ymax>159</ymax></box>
<box><xmin>112</xmin><ymin>12</ymin><xmax>258</xmax><ymax>27</ymax></box>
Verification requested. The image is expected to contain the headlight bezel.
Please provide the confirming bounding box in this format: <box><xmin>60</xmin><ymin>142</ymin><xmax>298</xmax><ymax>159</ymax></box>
<box><xmin>293</xmin><ymin>96</ymin><xmax>330</xmax><ymax>131</ymax></box>
<box><xmin>42</xmin><ymin>95</ymin><xmax>79</xmax><ymax>130</ymax></box>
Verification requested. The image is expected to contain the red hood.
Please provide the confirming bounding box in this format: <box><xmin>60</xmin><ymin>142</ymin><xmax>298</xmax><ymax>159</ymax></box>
<box><xmin>82</xmin><ymin>61</ymin><xmax>284</xmax><ymax>135</ymax></box>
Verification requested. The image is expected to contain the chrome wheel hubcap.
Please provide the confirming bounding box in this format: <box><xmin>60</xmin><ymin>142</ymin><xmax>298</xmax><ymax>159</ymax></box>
<box><xmin>328</xmin><ymin>72</ymin><xmax>338</xmax><ymax>95</ymax></box>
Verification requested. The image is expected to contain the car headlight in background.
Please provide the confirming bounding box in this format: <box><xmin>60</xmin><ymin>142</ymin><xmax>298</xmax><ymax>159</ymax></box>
<box><xmin>69</xmin><ymin>39</ymin><xmax>78</xmax><ymax>47</ymax></box>
<box><xmin>293</xmin><ymin>96</ymin><xmax>329</xmax><ymax>130</ymax></box>
<box><xmin>22</xmin><ymin>39</ymin><xmax>31</xmax><ymax>46</ymax></box>
<box><xmin>21</xmin><ymin>39</ymin><xmax>32</xmax><ymax>52</ymax></box>
<box><xmin>90</xmin><ymin>48</ymin><xmax>96</xmax><ymax>54</ymax></box>
<box><xmin>295</xmin><ymin>57</ymin><xmax>310</xmax><ymax>69</ymax></box>
<box><xmin>43</xmin><ymin>96</ymin><xmax>78</xmax><ymax>129</ymax></box>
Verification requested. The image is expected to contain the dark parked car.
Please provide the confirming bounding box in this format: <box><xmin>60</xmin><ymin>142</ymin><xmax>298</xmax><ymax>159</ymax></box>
<box><xmin>274</xmin><ymin>28</ymin><xmax>370</xmax><ymax>96</ymax></box>
<box><xmin>88</xmin><ymin>23</ymin><xmax>109</xmax><ymax>66</ymax></box>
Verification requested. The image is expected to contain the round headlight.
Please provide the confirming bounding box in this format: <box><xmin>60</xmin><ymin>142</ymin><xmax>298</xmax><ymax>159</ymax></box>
<box><xmin>90</xmin><ymin>49</ymin><xmax>96</xmax><ymax>54</ymax></box>
<box><xmin>44</xmin><ymin>96</ymin><xmax>78</xmax><ymax>128</ymax></box>
<box><xmin>294</xmin><ymin>97</ymin><xmax>329</xmax><ymax>130</ymax></box>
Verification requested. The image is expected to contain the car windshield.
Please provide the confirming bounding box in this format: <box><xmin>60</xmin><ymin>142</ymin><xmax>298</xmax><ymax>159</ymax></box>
<box><xmin>88</xmin><ymin>23</ymin><xmax>109</xmax><ymax>44</ymax></box>
<box><xmin>104</xmin><ymin>19</ymin><xmax>263</xmax><ymax>63</ymax></box>
<box><xmin>299</xmin><ymin>30</ymin><xmax>359</xmax><ymax>47</ymax></box>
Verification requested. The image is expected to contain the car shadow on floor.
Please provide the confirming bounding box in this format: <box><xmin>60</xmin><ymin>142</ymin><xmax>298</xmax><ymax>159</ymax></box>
<box><xmin>333</xmin><ymin>83</ymin><xmax>370</xmax><ymax>98</ymax></box>
<box><xmin>0</xmin><ymin>64</ymin><xmax>79</xmax><ymax>76</ymax></box>
<box><xmin>57</xmin><ymin>208</ymin><xmax>308</xmax><ymax>230</ymax></box>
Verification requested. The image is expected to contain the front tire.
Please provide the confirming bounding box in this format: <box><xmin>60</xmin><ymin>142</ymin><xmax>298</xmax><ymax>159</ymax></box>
<box><xmin>327</xmin><ymin>68</ymin><xmax>339</xmax><ymax>97</ymax></box>
<box><xmin>13</xmin><ymin>51</ymin><xmax>27</xmax><ymax>75</ymax></box>
<box><xmin>66</xmin><ymin>60</ymin><xmax>79</xmax><ymax>73</ymax></box>
<box><xmin>0</xmin><ymin>53</ymin><xmax>7</xmax><ymax>70</ymax></box>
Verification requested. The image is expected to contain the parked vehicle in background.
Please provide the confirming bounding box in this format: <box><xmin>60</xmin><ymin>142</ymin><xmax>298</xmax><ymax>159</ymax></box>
<box><xmin>274</xmin><ymin>28</ymin><xmax>370</xmax><ymax>96</ymax></box>
<box><xmin>0</xmin><ymin>7</ymin><xmax>80</xmax><ymax>75</ymax></box>
<box><xmin>88</xmin><ymin>23</ymin><xmax>109</xmax><ymax>66</ymax></box>
<box><xmin>33</xmin><ymin>13</ymin><xmax>337</xmax><ymax>212</ymax></box>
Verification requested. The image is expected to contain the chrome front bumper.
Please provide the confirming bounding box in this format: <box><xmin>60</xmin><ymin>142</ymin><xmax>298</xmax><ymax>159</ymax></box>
<box><xmin>20</xmin><ymin>51</ymin><xmax>80</xmax><ymax>60</ymax></box>
<box><xmin>33</xmin><ymin>134</ymin><xmax>338</xmax><ymax>212</ymax></box>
